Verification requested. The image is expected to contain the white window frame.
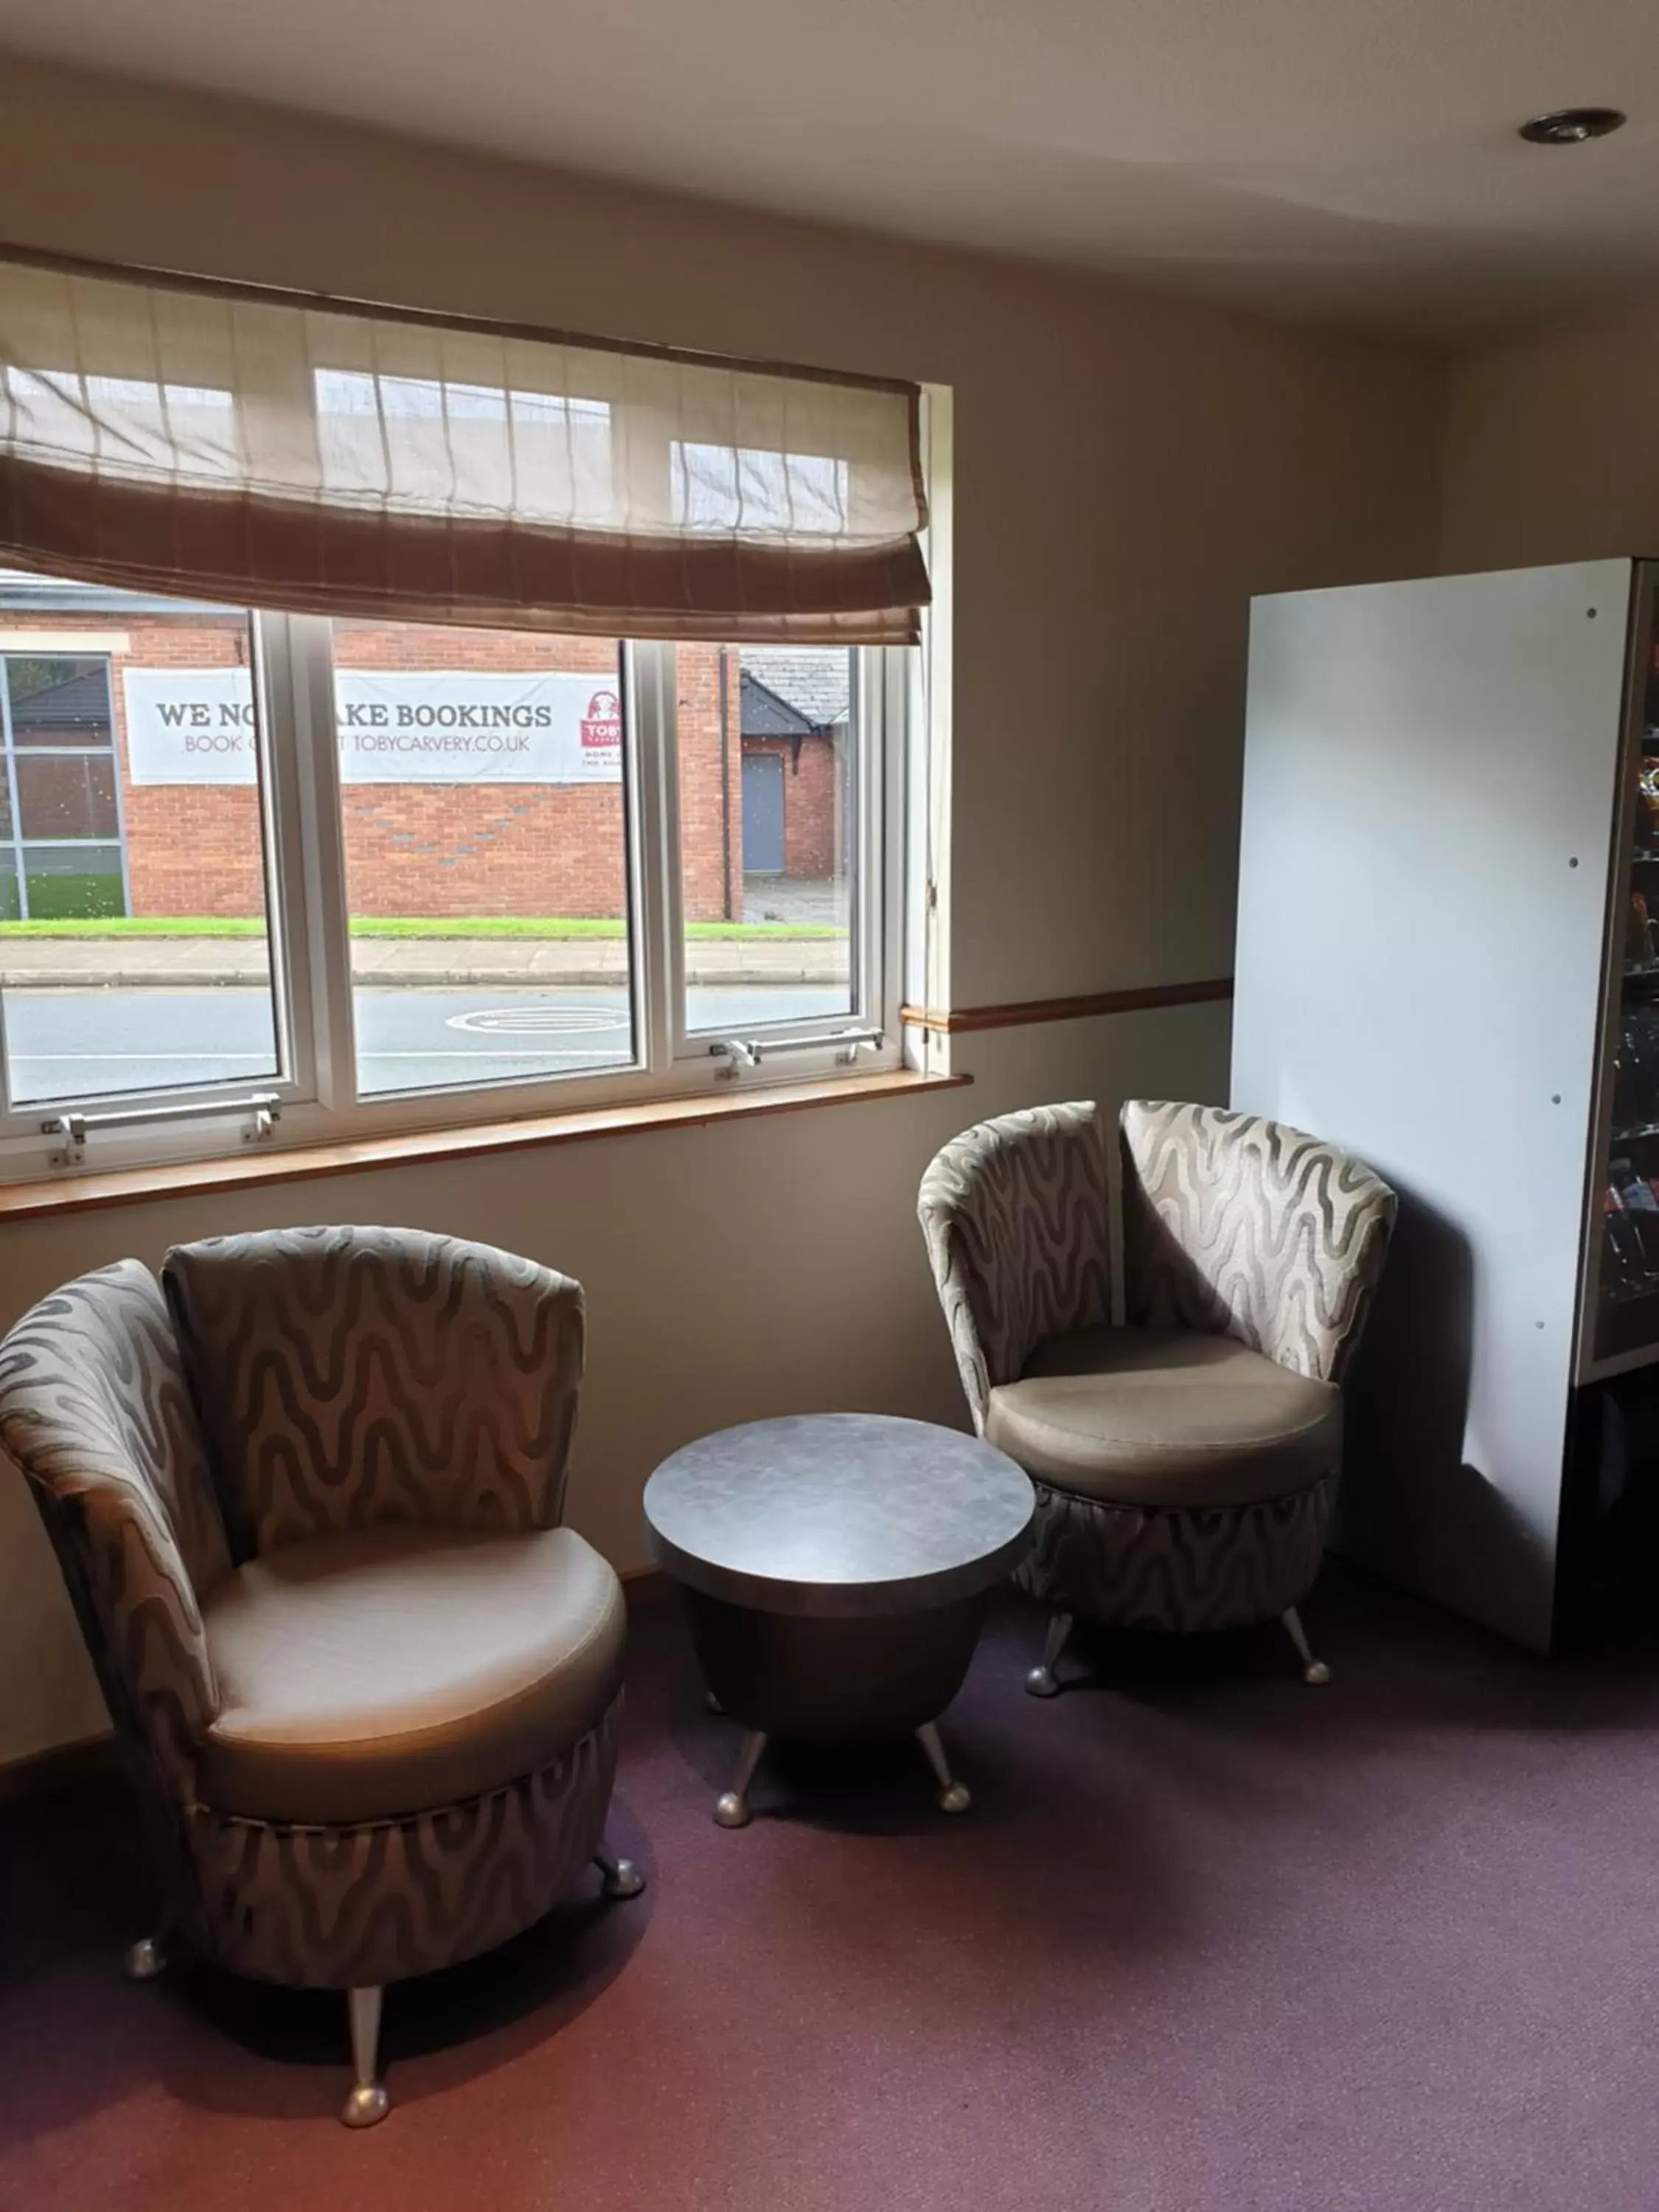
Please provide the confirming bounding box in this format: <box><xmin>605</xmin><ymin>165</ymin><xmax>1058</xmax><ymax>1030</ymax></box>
<box><xmin>0</xmin><ymin>611</ymin><xmax>911</xmax><ymax>1183</ymax></box>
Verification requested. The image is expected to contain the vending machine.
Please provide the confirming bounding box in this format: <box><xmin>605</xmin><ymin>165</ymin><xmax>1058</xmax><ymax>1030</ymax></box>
<box><xmin>1232</xmin><ymin>559</ymin><xmax>1659</xmax><ymax>1653</ymax></box>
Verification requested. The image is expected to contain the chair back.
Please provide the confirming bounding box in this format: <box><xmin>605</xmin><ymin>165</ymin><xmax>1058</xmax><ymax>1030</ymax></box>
<box><xmin>0</xmin><ymin>1260</ymin><xmax>226</xmax><ymax>1798</ymax></box>
<box><xmin>161</xmin><ymin>1225</ymin><xmax>585</xmax><ymax>1556</ymax></box>
<box><xmin>1120</xmin><ymin>1100</ymin><xmax>1396</xmax><ymax>1385</ymax></box>
<box><xmin>918</xmin><ymin>1102</ymin><xmax>1112</xmax><ymax>1430</ymax></box>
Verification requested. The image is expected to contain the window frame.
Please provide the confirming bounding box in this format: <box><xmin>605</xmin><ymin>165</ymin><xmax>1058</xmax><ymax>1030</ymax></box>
<box><xmin>664</xmin><ymin>642</ymin><xmax>894</xmax><ymax>1070</ymax></box>
<box><xmin>0</xmin><ymin>605</ymin><xmax>911</xmax><ymax>1183</ymax></box>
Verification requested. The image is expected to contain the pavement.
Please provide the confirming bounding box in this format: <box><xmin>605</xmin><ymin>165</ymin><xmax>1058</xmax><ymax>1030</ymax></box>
<box><xmin>0</xmin><ymin>935</ymin><xmax>848</xmax><ymax>990</ymax></box>
<box><xmin>741</xmin><ymin>874</ymin><xmax>846</xmax><ymax>929</ymax></box>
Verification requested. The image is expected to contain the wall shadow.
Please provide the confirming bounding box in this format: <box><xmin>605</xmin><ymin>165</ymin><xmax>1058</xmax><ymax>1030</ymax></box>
<box><xmin>1331</xmin><ymin>1182</ymin><xmax>1553</xmax><ymax>1644</ymax></box>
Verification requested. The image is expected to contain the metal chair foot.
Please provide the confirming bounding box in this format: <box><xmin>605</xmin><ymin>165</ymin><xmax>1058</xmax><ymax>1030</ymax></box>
<box><xmin>342</xmin><ymin>2083</ymin><xmax>390</xmax><ymax>2129</ymax></box>
<box><xmin>593</xmin><ymin>1845</ymin><xmax>646</xmax><ymax>1899</ymax></box>
<box><xmin>1025</xmin><ymin>1609</ymin><xmax>1074</xmax><ymax>1697</ymax></box>
<box><xmin>916</xmin><ymin>1721</ymin><xmax>972</xmax><ymax>1814</ymax></box>
<box><xmin>714</xmin><ymin>1728</ymin><xmax>768</xmax><ymax>1829</ymax></box>
<box><xmin>123</xmin><ymin>1934</ymin><xmax>167</xmax><ymax>1981</ymax></box>
<box><xmin>1281</xmin><ymin>1606</ymin><xmax>1332</xmax><ymax>1686</ymax></box>
<box><xmin>341</xmin><ymin>1985</ymin><xmax>390</xmax><ymax>2128</ymax></box>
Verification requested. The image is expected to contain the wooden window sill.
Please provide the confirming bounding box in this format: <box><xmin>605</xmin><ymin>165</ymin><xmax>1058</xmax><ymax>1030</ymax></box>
<box><xmin>0</xmin><ymin>1068</ymin><xmax>971</xmax><ymax>1223</ymax></box>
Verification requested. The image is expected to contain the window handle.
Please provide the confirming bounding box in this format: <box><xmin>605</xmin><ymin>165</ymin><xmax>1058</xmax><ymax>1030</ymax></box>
<box><xmin>44</xmin><ymin>1092</ymin><xmax>280</xmax><ymax>1168</ymax></box>
<box><xmin>709</xmin><ymin>1029</ymin><xmax>882</xmax><ymax>1077</ymax></box>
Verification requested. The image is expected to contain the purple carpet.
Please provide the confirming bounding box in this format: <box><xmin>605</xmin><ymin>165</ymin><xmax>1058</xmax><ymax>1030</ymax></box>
<box><xmin>1</xmin><ymin>1568</ymin><xmax>1656</xmax><ymax>2212</ymax></box>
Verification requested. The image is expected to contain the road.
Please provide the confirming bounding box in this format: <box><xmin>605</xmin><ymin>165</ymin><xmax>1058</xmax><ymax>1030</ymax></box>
<box><xmin>4</xmin><ymin>985</ymin><xmax>852</xmax><ymax>1104</ymax></box>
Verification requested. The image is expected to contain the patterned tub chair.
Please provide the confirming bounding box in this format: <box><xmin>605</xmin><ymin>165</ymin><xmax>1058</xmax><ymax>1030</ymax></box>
<box><xmin>0</xmin><ymin>1226</ymin><xmax>643</xmax><ymax>2126</ymax></box>
<box><xmin>918</xmin><ymin>1102</ymin><xmax>1395</xmax><ymax>1694</ymax></box>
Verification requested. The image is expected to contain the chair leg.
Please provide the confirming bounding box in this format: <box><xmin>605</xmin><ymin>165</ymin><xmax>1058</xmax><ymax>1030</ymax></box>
<box><xmin>122</xmin><ymin>1933</ymin><xmax>168</xmax><ymax>1981</ymax></box>
<box><xmin>341</xmin><ymin>1985</ymin><xmax>390</xmax><ymax>2129</ymax></box>
<box><xmin>1026</xmin><ymin>1609</ymin><xmax>1074</xmax><ymax>1698</ymax></box>
<box><xmin>714</xmin><ymin>1728</ymin><xmax>769</xmax><ymax>1829</ymax></box>
<box><xmin>1281</xmin><ymin>1605</ymin><xmax>1332</xmax><ymax>1686</ymax></box>
<box><xmin>916</xmin><ymin>1720</ymin><xmax>972</xmax><ymax>1814</ymax></box>
<box><xmin>592</xmin><ymin>1843</ymin><xmax>646</xmax><ymax>1899</ymax></box>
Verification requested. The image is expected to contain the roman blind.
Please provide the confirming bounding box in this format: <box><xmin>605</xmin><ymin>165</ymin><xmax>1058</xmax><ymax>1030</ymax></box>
<box><xmin>0</xmin><ymin>248</ymin><xmax>930</xmax><ymax>644</ymax></box>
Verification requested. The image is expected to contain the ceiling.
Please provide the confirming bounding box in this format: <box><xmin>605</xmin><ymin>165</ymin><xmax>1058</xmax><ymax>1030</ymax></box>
<box><xmin>3</xmin><ymin>0</ymin><xmax>1658</xmax><ymax>341</ymax></box>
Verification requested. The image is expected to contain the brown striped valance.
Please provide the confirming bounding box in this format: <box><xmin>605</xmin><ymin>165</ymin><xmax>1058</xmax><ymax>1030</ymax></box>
<box><xmin>0</xmin><ymin>246</ymin><xmax>930</xmax><ymax>644</ymax></box>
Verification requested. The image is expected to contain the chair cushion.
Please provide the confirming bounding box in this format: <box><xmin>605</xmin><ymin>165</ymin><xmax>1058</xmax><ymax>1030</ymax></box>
<box><xmin>199</xmin><ymin>1523</ymin><xmax>626</xmax><ymax>1826</ymax></box>
<box><xmin>984</xmin><ymin>1326</ymin><xmax>1340</xmax><ymax>1509</ymax></box>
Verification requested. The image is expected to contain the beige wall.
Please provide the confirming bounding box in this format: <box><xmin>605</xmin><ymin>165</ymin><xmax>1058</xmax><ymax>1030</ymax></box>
<box><xmin>1440</xmin><ymin>285</ymin><xmax>1659</xmax><ymax>572</ymax></box>
<box><xmin>0</xmin><ymin>58</ymin><xmax>1446</xmax><ymax>1765</ymax></box>
<box><xmin>0</xmin><ymin>58</ymin><xmax>1445</xmax><ymax>1009</ymax></box>
<box><xmin>0</xmin><ymin>1013</ymin><xmax>1225</xmax><ymax>1761</ymax></box>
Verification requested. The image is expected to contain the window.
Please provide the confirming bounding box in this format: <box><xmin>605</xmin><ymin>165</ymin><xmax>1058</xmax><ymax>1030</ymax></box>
<box><xmin>328</xmin><ymin>619</ymin><xmax>637</xmax><ymax>1099</ymax></box>
<box><xmin>0</xmin><ymin>598</ymin><xmax>285</xmax><ymax>1116</ymax></box>
<box><xmin>313</xmin><ymin>370</ymin><xmax>614</xmax><ymax>524</ymax></box>
<box><xmin>0</xmin><ymin>254</ymin><xmax>933</xmax><ymax>1181</ymax></box>
<box><xmin>2</xmin><ymin>367</ymin><xmax>240</xmax><ymax>480</ymax></box>
<box><xmin>669</xmin><ymin>445</ymin><xmax>850</xmax><ymax>535</ymax></box>
<box><xmin>0</xmin><ymin>575</ymin><xmax>908</xmax><ymax>1180</ymax></box>
<box><xmin>2</xmin><ymin>654</ymin><xmax>125</xmax><ymax>919</ymax></box>
<box><xmin>678</xmin><ymin>646</ymin><xmax>860</xmax><ymax>1029</ymax></box>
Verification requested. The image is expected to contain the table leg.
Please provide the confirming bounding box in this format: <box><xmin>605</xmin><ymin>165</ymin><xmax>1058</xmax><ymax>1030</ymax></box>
<box><xmin>916</xmin><ymin>1720</ymin><xmax>972</xmax><ymax>1814</ymax></box>
<box><xmin>714</xmin><ymin>1728</ymin><xmax>769</xmax><ymax>1829</ymax></box>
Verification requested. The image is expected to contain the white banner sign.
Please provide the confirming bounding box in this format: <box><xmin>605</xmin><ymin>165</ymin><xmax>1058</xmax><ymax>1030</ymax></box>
<box><xmin>122</xmin><ymin>668</ymin><xmax>624</xmax><ymax>786</ymax></box>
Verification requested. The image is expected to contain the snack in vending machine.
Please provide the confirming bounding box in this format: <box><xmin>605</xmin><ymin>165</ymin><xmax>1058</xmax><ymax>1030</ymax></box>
<box><xmin>1641</xmin><ymin>761</ymin><xmax>1659</xmax><ymax>847</ymax></box>
<box><xmin>1630</xmin><ymin>892</ymin><xmax>1655</xmax><ymax>967</ymax></box>
<box><xmin>1604</xmin><ymin>1180</ymin><xmax>1646</xmax><ymax>1295</ymax></box>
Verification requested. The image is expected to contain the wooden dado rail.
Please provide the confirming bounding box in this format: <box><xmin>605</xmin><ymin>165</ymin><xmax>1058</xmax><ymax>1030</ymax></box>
<box><xmin>901</xmin><ymin>977</ymin><xmax>1234</xmax><ymax>1034</ymax></box>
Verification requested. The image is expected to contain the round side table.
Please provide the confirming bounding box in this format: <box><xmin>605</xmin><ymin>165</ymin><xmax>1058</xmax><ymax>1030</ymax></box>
<box><xmin>643</xmin><ymin>1413</ymin><xmax>1034</xmax><ymax>1825</ymax></box>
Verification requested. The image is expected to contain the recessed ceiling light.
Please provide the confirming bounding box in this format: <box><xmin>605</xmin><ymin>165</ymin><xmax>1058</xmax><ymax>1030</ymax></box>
<box><xmin>1519</xmin><ymin>107</ymin><xmax>1627</xmax><ymax>145</ymax></box>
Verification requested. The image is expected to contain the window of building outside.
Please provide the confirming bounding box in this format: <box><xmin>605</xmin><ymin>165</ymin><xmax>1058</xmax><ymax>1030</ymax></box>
<box><xmin>0</xmin><ymin>574</ymin><xmax>909</xmax><ymax>1181</ymax></box>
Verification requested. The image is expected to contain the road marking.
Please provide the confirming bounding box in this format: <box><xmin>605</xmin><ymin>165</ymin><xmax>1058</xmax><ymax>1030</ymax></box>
<box><xmin>447</xmin><ymin>1006</ymin><xmax>630</xmax><ymax>1037</ymax></box>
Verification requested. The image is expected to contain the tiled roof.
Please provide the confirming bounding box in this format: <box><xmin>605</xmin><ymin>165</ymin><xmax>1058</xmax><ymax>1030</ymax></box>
<box><xmin>740</xmin><ymin>672</ymin><xmax>809</xmax><ymax>739</ymax></box>
<box><xmin>5</xmin><ymin>661</ymin><xmax>113</xmax><ymax>735</ymax></box>
<box><xmin>740</xmin><ymin>647</ymin><xmax>850</xmax><ymax>731</ymax></box>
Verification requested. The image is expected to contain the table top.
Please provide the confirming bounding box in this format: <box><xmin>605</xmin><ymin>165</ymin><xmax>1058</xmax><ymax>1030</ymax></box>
<box><xmin>642</xmin><ymin>1412</ymin><xmax>1034</xmax><ymax>1618</ymax></box>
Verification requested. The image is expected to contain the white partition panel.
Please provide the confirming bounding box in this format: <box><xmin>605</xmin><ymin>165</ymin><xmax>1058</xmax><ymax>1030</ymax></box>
<box><xmin>1231</xmin><ymin>560</ymin><xmax>1633</xmax><ymax>1651</ymax></box>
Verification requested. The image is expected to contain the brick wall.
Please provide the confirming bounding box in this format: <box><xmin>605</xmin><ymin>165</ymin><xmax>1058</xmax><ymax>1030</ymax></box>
<box><xmin>0</xmin><ymin>613</ymin><xmax>842</xmax><ymax>922</ymax></box>
<box><xmin>678</xmin><ymin>645</ymin><xmax>744</xmax><ymax>923</ymax></box>
<box><xmin>333</xmin><ymin>622</ymin><xmax>638</xmax><ymax>919</ymax></box>
<box><xmin>111</xmin><ymin>618</ymin><xmax>265</xmax><ymax>917</ymax></box>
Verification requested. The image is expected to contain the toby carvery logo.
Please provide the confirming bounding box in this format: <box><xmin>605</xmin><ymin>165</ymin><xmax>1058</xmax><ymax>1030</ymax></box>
<box><xmin>580</xmin><ymin>689</ymin><xmax>622</xmax><ymax>751</ymax></box>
